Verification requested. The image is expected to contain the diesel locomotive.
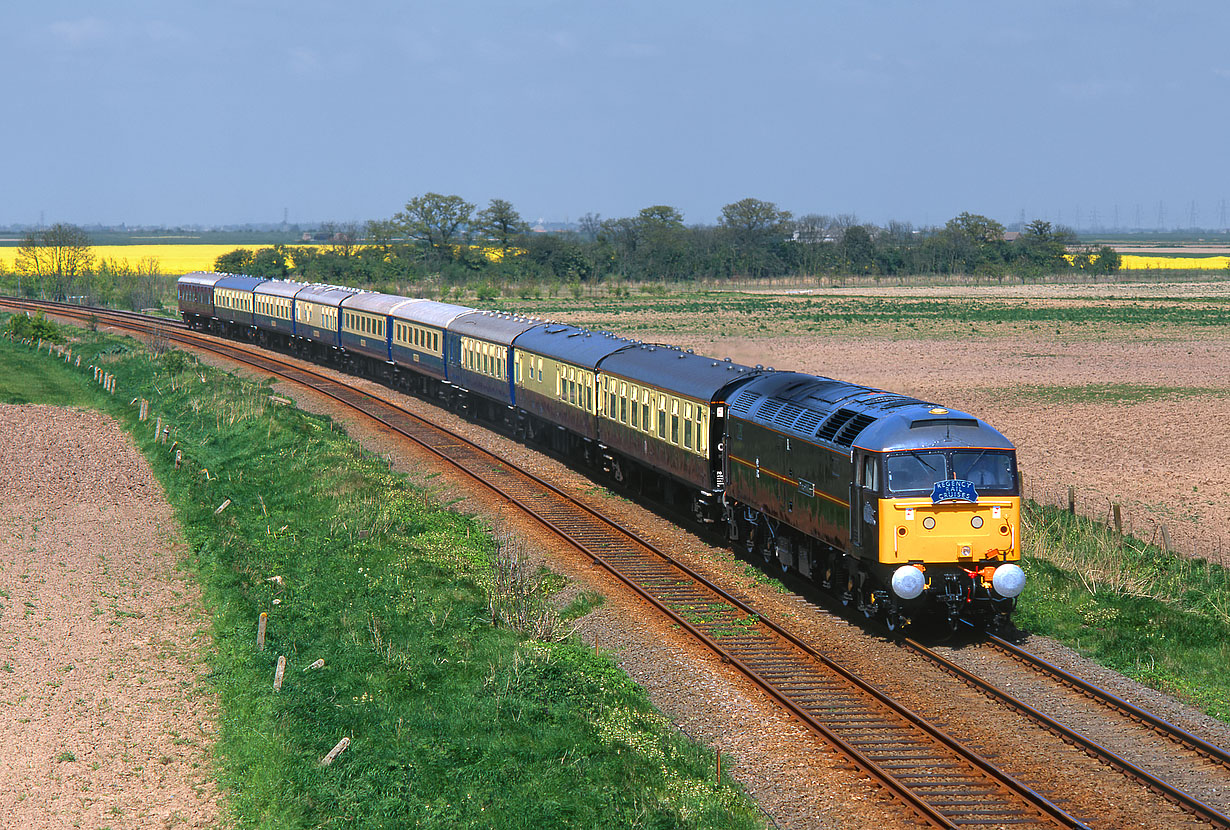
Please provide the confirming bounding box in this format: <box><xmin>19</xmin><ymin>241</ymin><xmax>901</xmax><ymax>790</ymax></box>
<box><xmin>178</xmin><ymin>271</ymin><xmax>1024</xmax><ymax>630</ymax></box>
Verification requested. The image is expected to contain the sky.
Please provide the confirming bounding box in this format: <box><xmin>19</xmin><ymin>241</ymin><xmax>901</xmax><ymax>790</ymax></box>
<box><xmin>2</xmin><ymin>1</ymin><xmax>1228</xmax><ymax>231</ymax></box>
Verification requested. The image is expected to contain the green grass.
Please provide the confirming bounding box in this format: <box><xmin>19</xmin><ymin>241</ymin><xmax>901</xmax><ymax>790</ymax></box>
<box><xmin>1000</xmin><ymin>383</ymin><xmax>1230</xmax><ymax>405</ymax></box>
<box><xmin>1017</xmin><ymin>502</ymin><xmax>1230</xmax><ymax>721</ymax></box>
<box><xmin>0</xmin><ymin>319</ymin><xmax>763</xmax><ymax>830</ymax></box>
<box><xmin>0</xmin><ymin>338</ymin><xmax>98</xmax><ymax>406</ymax></box>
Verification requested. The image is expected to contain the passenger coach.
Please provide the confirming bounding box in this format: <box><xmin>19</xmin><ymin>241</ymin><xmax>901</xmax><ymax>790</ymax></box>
<box><xmin>595</xmin><ymin>345</ymin><xmax>759</xmax><ymax>521</ymax></box>
<box><xmin>512</xmin><ymin>324</ymin><xmax>632</xmax><ymax>455</ymax></box>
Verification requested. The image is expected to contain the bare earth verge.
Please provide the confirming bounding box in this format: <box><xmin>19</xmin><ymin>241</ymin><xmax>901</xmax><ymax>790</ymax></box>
<box><xmin>0</xmin><ymin>405</ymin><xmax>218</xmax><ymax>830</ymax></box>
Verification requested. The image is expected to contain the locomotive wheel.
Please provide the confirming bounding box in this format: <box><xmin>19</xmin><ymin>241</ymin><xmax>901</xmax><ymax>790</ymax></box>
<box><xmin>884</xmin><ymin>610</ymin><xmax>901</xmax><ymax>632</ymax></box>
<box><xmin>839</xmin><ymin>575</ymin><xmax>855</xmax><ymax>606</ymax></box>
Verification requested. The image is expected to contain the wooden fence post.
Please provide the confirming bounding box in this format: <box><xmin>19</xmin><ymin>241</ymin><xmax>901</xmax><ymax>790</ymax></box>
<box><xmin>319</xmin><ymin>737</ymin><xmax>350</xmax><ymax>767</ymax></box>
<box><xmin>1068</xmin><ymin>486</ymin><xmax>1075</xmax><ymax>514</ymax></box>
<box><xmin>257</xmin><ymin>612</ymin><xmax>267</xmax><ymax>650</ymax></box>
<box><xmin>1112</xmin><ymin>504</ymin><xmax>1122</xmax><ymax>535</ymax></box>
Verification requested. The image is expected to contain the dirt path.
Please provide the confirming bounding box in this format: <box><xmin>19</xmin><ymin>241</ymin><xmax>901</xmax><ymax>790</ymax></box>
<box><xmin>0</xmin><ymin>405</ymin><xmax>219</xmax><ymax>830</ymax></box>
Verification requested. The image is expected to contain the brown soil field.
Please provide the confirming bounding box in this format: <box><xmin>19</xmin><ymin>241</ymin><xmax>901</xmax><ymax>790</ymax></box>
<box><xmin>502</xmin><ymin>281</ymin><xmax>1230</xmax><ymax>563</ymax></box>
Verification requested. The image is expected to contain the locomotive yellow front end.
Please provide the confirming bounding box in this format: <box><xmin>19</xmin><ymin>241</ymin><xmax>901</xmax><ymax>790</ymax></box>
<box><xmin>870</xmin><ymin>430</ymin><xmax>1025</xmax><ymax>629</ymax></box>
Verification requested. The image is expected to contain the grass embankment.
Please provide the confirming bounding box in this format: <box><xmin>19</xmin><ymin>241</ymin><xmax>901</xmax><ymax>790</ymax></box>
<box><xmin>0</xmin><ymin>319</ymin><xmax>764</xmax><ymax>829</ymax></box>
<box><xmin>1019</xmin><ymin>503</ymin><xmax>1230</xmax><ymax>722</ymax></box>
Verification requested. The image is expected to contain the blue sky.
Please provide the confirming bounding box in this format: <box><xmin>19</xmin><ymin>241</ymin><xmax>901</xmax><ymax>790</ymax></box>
<box><xmin>3</xmin><ymin>1</ymin><xmax>1227</xmax><ymax>229</ymax></box>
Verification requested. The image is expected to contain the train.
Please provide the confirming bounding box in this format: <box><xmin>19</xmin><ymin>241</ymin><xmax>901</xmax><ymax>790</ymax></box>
<box><xmin>178</xmin><ymin>271</ymin><xmax>1025</xmax><ymax>630</ymax></box>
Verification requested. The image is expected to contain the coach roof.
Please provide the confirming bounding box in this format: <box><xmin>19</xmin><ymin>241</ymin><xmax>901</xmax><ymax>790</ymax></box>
<box><xmin>342</xmin><ymin>291</ymin><xmax>426</xmax><ymax>317</ymax></box>
<box><xmin>214</xmin><ymin>274</ymin><xmax>266</xmax><ymax>292</ymax></box>
<box><xmin>395</xmin><ymin>299</ymin><xmax>475</xmax><ymax>329</ymax></box>
<box><xmin>513</xmin><ymin>323</ymin><xmax>635</xmax><ymax>369</ymax></box>
<box><xmin>598</xmin><ymin>344</ymin><xmax>761</xmax><ymax>403</ymax></box>
<box><xmin>179</xmin><ymin>271</ymin><xmax>229</xmax><ymax>289</ymax></box>
<box><xmin>294</xmin><ymin>283</ymin><xmax>362</xmax><ymax>306</ymax></box>
<box><xmin>449</xmin><ymin>310</ymin><xmax>543</xmax><ymax>347</ymax></box>
<box><xmin>254</xmin><ymin>278</ymin><xmax>309</xmax><ymax>299</ymax></box>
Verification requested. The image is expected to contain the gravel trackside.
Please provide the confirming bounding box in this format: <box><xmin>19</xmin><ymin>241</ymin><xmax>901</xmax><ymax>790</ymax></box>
<box><xmin>0</xmin><ymin>404</ymin><xmax>219</xmax><ymax>830</ymax></box>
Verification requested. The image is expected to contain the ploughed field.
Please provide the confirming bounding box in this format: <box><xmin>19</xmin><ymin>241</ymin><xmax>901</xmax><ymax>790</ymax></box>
<box><xmin>497</xmin><ymin>280</ymin><xmax>1230</xmax><ymax>565</ymax></box>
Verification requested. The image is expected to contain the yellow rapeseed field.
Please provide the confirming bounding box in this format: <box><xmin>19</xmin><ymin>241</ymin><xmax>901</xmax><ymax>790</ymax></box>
<box><xmin>1118</xmin><ymin>254</ymin><xmax>1230</xmax><ymax>270</ymax></box>
<box><xmin>0</xmin><ymin>244</ymin><xmax>326</xmax><ymax>274</ymax></box>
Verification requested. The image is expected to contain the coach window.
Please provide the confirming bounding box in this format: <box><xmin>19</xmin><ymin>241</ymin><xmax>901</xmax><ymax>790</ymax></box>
<box><xmin>683</xmin><ymin>403</ymin><xmax>694</xmax><ymax>449</ymax></box>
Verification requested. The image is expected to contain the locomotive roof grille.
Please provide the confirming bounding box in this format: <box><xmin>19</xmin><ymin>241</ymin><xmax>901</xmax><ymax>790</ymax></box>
<box><xmin>773</xmin><ymin>402</ymin><xmax>806</xmax><ymax>430</ymax></box>
<box><xmin>758</xmin><ymin>399</ymin><xmax>786</xmax><ymax>421</ymax></box>
<box><xmin>794</xmin><ymin>409</ymin><xmax>823</xmax><ymax>434</ymax></box>
<box><xmin>730</xmin><ymin>390</ymin><xmax>758</xmax><ymax>415</ymax></box>
<box><xmin>816</xmin><ymin>408</ymin><xmax>857</xmax><ymax>441</ymax></box>
<box><xmin>834</xmin><ymin>413</ymin><xmax>877</xmax><ymax>446</ymax></box>
<box><xmin>860</xmin><ymin>394</ymin><xmax>922</xmax><ymax>410</ymax></box>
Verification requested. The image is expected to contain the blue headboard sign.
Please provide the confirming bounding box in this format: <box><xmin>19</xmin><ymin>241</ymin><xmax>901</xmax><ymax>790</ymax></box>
<box><xmin>931</xmin><ymin>479</ymin><xmax>979</xmax><ymax>504</ymax></box>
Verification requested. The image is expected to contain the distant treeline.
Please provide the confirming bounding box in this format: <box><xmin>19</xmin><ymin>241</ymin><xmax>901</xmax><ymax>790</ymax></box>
<box><xmin>1</xmin><ymin>201</ymin><xmax>1125</xmax><ymax>307</ymax></box>
<box><xmin>214</xmin><ymin>195</ymin><xmax>1122</xmax><ymax>286</ymax></box>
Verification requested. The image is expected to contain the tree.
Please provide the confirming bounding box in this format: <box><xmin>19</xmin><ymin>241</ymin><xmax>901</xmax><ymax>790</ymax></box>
<box><xmin>249</xmin><ymin>245</ymin><xmax>290</xmax><ymax>278</ymax></box>
<box><xmin>718</xmin><ymin>198</ymin><xmax>794</xmax><ymax>277</ymax></box>
<box><xmin>1015</xmin><ymin>220</ymin><xmax>1077</xmax><ymax>274</ymax></box>
<box><xmin>1092</xmin><ymin>245</ymin><xmax>1121</xmax><ymax>274</ymax></box>
<box><xmin>15</xmin><ymin>223</ymin><xmax>94</xmax><ymax>300</ymax></box>
<box><xmin>394</xmin><ymin>192</ymin><xmax>476</xmax><ymax>258</ymax></box>
<box><xmin>215</xmin><ymin>248</ymin><xmax>254</xmax><ymax>273</ymax></box>
<box><xmin>475</xmin><ymin>198</ymin><xmax>529</xmax><ymax>254</ymax></box>
<box><xmin>576</xmin><ymin>212</ymin><xmax>603</xmax><ymax>242</ymax></box>
<box><xmin>841</xmin><ymin>225</ymin><xmax>876</xmax><ymax>274</ymax></box>
<box><xmin>365</xmin><ymin>218</ymin><xmax>401</xmax><ymax>258</ymax></box>
<box><xmin>633</xmin><ymin>205</ymin><xmax>690</xmax><ymax>280</ymax></box>
<box><xmin>133</xmin><ymin>257</ymin><xmax>162</xmax><ymax>310</ymax></box>
<box><xmin>932</xmin><ymin>212</ymin><xmax>1007</xmax><ymax>274</ymax></box>
<box><xmin>719</xmin><ymin>198</ymin><xmax>793</xmax><ymax>239</ymax></box>
<box><xmin>946</xmin><ymin>212</ymin><xmax>1005</xmax><ymax>244</ymax></box>
<box><xmin>321</xmin><ymin>222</ymin><xmax>361</xmax><ymax>257</ymax></box>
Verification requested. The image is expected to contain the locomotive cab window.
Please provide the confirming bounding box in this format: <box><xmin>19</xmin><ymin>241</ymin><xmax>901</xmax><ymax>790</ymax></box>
<box><xmin>885</xmin><ymin>449</ymin><xmax>1016</xmax><ymax>495</ymax></box>
<box><xmin>952</xmin><ymin>450</ymin><xmax>1017</xmax><ymax>492</ymax></box>
<box><xmin>861</xmin><ymin>455</ymin><xmax>880</xmax><ymax>493</ymax></box>
<box><xmin>886</xmin><ymin>451</ymin><xmax>945</xmax><ymax>494</ymax></box>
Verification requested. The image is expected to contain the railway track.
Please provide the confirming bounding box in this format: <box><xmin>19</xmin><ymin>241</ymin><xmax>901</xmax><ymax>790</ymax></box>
<box><xmin>904</xmin><ymin>630</ymin><xmax>1230</xmax><ymax>827</ymax></box>
<box><xmin>7</xmin><ymin>297</ymin><xmax>1230</xmax><ymax>828</ymax></box>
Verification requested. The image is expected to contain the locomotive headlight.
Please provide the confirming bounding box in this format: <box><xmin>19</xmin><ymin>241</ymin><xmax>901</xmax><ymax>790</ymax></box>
<box><xmin>891</xmin><ymin>565</ymin><xmax>925</xmax><ymax>600</ymax></box>
<box><xmin>922</xmin><ymin>517</ymin><xmax>936</xmax><ymax>530</ymax></box>
<box><xmin>971</xmin><ymin>515</ymin><xmax>984</xmax><ymax>529</ymax></box>
<box><xmin>991</xmin><ymin>564</ymin><xmax>1026</xmax><ymax>598</ymax></box>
